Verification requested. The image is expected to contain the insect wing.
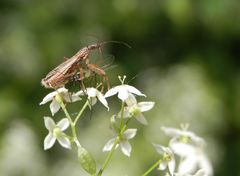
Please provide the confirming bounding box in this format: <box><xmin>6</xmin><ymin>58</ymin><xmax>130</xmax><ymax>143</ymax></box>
<box><xmin>44</xmin><ymin>57</ymin><xmax>77</xmax><ymax>80</ymax></box>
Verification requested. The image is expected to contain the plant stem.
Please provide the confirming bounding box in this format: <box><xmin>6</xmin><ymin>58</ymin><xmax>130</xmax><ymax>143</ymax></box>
<box><xmin>97</xmin><ymin>100</ymin><xmax>126</xmax><ymax>176</ymax></box>
<box><xmin>97</xmin><ymin>138</ymin><xmax>119</xmax><ymax>176</ymax></box>
<box><xmin>119</xmin><ymin>101</ymin><xmax>125</xmax><ymax>130</ymax></box>
<box><xmin>141</xmin><ymin>159</ymin><xmax>161</xmax><ymax>176</ymax></box>
<box><xmin>74</xmin><ymin>99</ymin><xmax>89</xmax><ymax>125</ymax></box>
<box><xmin>60</xmin><ymin>102</ymin><xmax>78</xmax><ymax>139</ymax></box>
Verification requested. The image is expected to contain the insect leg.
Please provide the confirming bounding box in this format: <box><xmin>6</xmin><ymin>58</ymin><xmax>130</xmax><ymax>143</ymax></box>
<box><xmin>87</xmin><ymin>63</ymin><xmax>110</xmax><ymax>92</ymax></box>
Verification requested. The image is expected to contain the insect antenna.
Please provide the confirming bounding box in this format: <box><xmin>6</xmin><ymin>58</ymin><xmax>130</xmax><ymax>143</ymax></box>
<box><xmin>126</xmin><ymin>74</ymin><xmax>139</xmax><ymax>85</ymax></box>
<box><xmin>100</xmin><ymin>41</ymin><xmax>131</xmax><ymax>49</ymax></box>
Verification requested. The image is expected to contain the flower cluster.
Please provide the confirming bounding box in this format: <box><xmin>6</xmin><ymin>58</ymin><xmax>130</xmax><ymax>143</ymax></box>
<box><xmin>40</xmin><ymin>87</ymin><xmax>110</xmax><ymax>150</ymax></box>
<box><xmin>40</xmin><ymin>76</ymin><xmax>154</xmax><ymax>160</ymax></box>
<box><xmin>153</xmin><ymin>125</ymin><xmax>213</xmax><ymax>176</ymax></box>
<box><xmin>40</xmin><ymin>75</ymin><xmax>213</xmax><ymax>176</ymax></box>
<box><xmin>102</xmin><ymin>76</ymin><xmax>155</xmax><ymax>157</ymax></box>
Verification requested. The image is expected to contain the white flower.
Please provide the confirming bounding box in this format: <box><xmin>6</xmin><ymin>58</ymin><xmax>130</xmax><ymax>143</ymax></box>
<box><xmin>174</xmin><ymin>143</ymin><xmax>213</xmax><ymax>176</ymax></box>
<box><xmin>122</xmin><ymin>93</ymin><xmax>155</xmax><ymax>125</ymax></box>
<box><xmin>40</xmin><ymin>87</ymin><xmax>81</xmax><ymax>116</ymax></box>
<box><xmin>103</xmin><ymin>129</ymin><xmax>137</xmax><ymax>157</ymax></box>
<box><xmin>75</xmin><ymin>87</ymin><xmax>109</xmax><ymax>110</ymax></box>
<box><xmin>44</xmin><ymin>117</ymin><xmax>71</xmax><ymax>150</ymax></box>
<box><xmin>153</xmin><ymin>144</ymin><xmax>175</xmax><ymax>176</ymax></box>
<box><xmin>105</xmin><ymin>84</ymin><xmax>146</xmax><ymax>102</ymax></box>
<box><xmin>161</xmin><ymin>126</ymin><xmax>213</xmax><ymax>176</ymax></box>
<box><xmin>161</xmin><ymin>126</ymin><xmax>205</xmax><ymax>147</ymax></box>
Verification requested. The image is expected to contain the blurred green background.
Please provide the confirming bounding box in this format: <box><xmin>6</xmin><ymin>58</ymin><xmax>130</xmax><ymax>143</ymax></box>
<box><xmin>0</xmin><ymin>0</ymin><xmax>240</xmax><ymax>175</ymax></box>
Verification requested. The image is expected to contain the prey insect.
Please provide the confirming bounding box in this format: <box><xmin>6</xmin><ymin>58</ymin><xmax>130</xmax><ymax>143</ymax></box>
<box><xmin>41</xmin><ymin>43</ymin><xmax>109</xmax><ymax>91</ymax></box>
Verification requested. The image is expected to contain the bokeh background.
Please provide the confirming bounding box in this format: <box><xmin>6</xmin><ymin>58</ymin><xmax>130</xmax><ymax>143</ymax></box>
<box><xmin>0</xmin><ymin>0</ymin><xmax>240</xmax><ymax>175</ymax></box>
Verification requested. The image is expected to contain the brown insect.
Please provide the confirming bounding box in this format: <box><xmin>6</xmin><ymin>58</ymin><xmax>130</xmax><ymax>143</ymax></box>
<box><xmin>41</xmin><ymin>43</ymin><xmax>107</xmax><ymax>90</ymax></box>
<box><xmin>41</xmin><ymin>41</ymin><xmax>130</xmax><ymax>91</ymax></box>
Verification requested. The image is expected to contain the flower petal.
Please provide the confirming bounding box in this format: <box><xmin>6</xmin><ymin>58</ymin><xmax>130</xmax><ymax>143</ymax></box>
<box><xmin>125</xmin><ymin>93</ymin><xmax>137</xmax><ymax>106</ymax></box>
<box><xmin>104</xmin><ymin>86</ymin><xmax>119</xmax><ymax>98</ymax></box>
<box><xmin>168</xmin><ymin>157</ymin><xmax>176</xmax><ymax>176</ymax></box>
<box><xmin>188</xmin><ymin>132</ymin><xmax>205</xmax><ymax>146</ymax></box>
<box><xmin>138</xmin><ymin>102</ymin><xmax>155</xmax><ymax>112</ymax></box>
<box><xmin>97</xmin><ymin>92</ymin><xmax>109</xmax><ymax>110</ymax></box>
<box><xmin>123</xmin><ymin>129</ymin><xmax>137</xmax><ymax>139</ymax></box>
<box><xmin>88</xmin><ymin>97</ymin><xmax>96</xmax><ymax>106</ymax></box>
<box><xmin>57</xmin><ymin>87</ymin><xmax>68</xmax><ymax>93</ymax></box>
<box><xmin>120</xmin><ymin>140</ymin><xmax>132</xmax><ymax>157</ymax></box>
<box><xmin>118</xmin><ymin>87</ymin><xmax>129</xmax><ymax>101</ymax></box>
<box><xmin>153</xmin><ymin>143</ymin><xmax>167</xmax><ymax>155</ymax></box>
<box><xmin>135</xmin><ymin>113</ymin><xmax>148</xmax><ymax>125</ymax></box>
<box><xmin>40</xmin><ymin>91</ymin><xmax>57</xmax><ymax>105</ymax></box>
<box><xmin>103</xmin><ymin>138</ymin><xmax>116</xmax><ymax>152</ymax></box>
<box><xmin>57</xmin><ymin>136</ymin><xmax>71</xmax><ymax>149</ymax></box>
<box><xmin>194</xmin><ymin>169</ymin><xmax>207</xmax><ymax>176</ymax></box>
<box><xmin>50</xmin><ymin>98</ymin><xmax>61</xmax><ymax>116</ymax></box>
<box><xmin>44</xmin><ymin>116</ymin><xmax>56</xmax><ymax>131</ymax></box>
<box><xmin>62</xmin><ymin>93</ymin><xmax>71</xmax><ymax>102</ymax></box>
<box><xmin>44</xmin><ymin>133</ymin><xmax>56</xmax><ymax>150</ymax></box>
<box><xmin>198</xmin><ymin>154</ymin><xmax>213</xmax><ymax>175</ymax></box>
<box><xmin>169</xmin><ymin>139</ymin><xmax>195</xmax><ymax>157</ymax></box>
<box><xmin>158</xmin><ymin>161</ymin><xmax>167</xmax><ymax>170</ymax></box>
<box><xmin>86</xmin><ymin>88</ymin><xmax>97</xmax><ymax>97</ymax></box>
<box><xmin>121</xmin><ymin>107</ymin><xmax>131</xmax><ymax>118</ymax></box>
<box><xmin>70</xmin><ymin>93</ymin><xmax>82</xmax><ymax>102</ymax></box>
<box><xmin>177</xmin><ymin>155</ymin><xmax>197</xmax><ymax>175</ymax></box>
<box><xmin>57</xmin><ymin>118</ymin><xmax>69</xmax><ymax>131</ymax></box>
<box><xmin>161</xmin><ymin>126</ymin><xmax>182</xmax><ymax>137</ymax></box>
<box><xmin>74</xmin><ymin>90</ymin><xmax>85</xmax><ymax>97</ymax></box>
<box><xmin>125</xmin><ymin>85</ymin><xmax>146</xmax><ymax>97</ymax></box>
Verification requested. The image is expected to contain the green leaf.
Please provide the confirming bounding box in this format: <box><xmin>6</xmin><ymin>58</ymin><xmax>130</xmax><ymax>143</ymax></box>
<box><xmin>78</xmin><ymin>146</ymin><xmax>96</xmax><ymax>175</ymax></box>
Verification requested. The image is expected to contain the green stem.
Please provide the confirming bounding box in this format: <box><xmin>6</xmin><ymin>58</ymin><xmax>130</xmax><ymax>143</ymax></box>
<box><xmin>97</xmin><ymin>137</ymin><xmax>119</xmax><ymax>176</ymax></box>
<box><xmin>74</xmin><ymin>99</ymin><xmax>89</xmax><ymax>125</ymax></box>
<box><xmin>119</xmin><ymin>101</ymin><xmax>125</xmax><ymax>130</ymax></box>
<box><xmin>97</xmin><ymin>100</ymin><xmax>126</xmax><ymax>176</ymax></box>
<box><xmin>60</xmin><ymin>102</ymin><xmax>77</xmax><ymax>139</ymax></box>
<box><xmin>141</xmin><ymin>159</ymin><xmax>161</xmax><ymax>176</ymax></box>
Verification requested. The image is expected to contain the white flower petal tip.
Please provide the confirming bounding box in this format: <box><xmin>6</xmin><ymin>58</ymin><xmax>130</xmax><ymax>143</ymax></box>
<box><xmin>44</xmin><ymin>133</ymin><xmax>56</xmax><ymax>150</ymax></box>
<box><xmin>120</xmin><ymin>140</ymin><xmax>132</xmax><ymax>157</ymax></box>
<box><xmin>123</xmin><ymin>129</ymin><xmax>137</xmax><ymax>139</ymax></box>
<box><xmin>57</xmin><ymin>118</ymin><xmax>70</xmax><ymax>131</ymax></box>
<box><xmin>135</xmin><ymin>114</ymin><xmax>148</xmax><ymax>125</ymax></box>
<box><xmin>50</xmin><ymin>99</ymin><xmax>61</xmax><ymax>116</ymax></box>
<box><xmin>43</xmin><ymin>117</ymin><xmax>71</xmax><ymax>150</ymax></box>
<box><xmin>102</xmin><ymin>138</ymin><xmax>116</xmax><ymax>152</ymax></box>
<box><xmin>44</xmin><ymin>116</ymin><xmax>56</xmax><ymax>131</ymax></box>
<box><xmin>104</xmin><ymin>85</ymin><xmax>146</xmax><ymax>101</ymax></box>
<box><xmin>138</xmin><ymin>102</ymin><xmax>155</xmax><ymax>112</ymax></box>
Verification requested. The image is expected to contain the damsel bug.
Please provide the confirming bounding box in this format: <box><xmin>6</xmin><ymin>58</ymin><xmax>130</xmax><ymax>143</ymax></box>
<box><xmin>41</xmin><ymin>41</ymin><xmax>130</xmax><ymax>91</ymax></box>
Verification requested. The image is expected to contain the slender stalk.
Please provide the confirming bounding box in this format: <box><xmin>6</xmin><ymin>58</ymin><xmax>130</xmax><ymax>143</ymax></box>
<box><xmin>74</xmin><ymin>99</ymin><xmax>89</xmax><ymax>125</ymax></box>
<box><xmin>97</xmin><ymin>100</ymin><xmax>126</xmax><ymax>176</ymax></box>
<box><xmin>141</xmin><ymin>159</ymin><xmax>161</xmax><ymax>176</ymax></box>
<box><xmin>119</xmin><ymin>101</ymin><xmax>125</xmax><ymax>130</ymax></box>
<box><xmin>60</xmin><ymin>102</ymin><xmax>78</xmax><ymax>138</ymax></box>
<box><xmin>97</xmin><ymin>138</ymin><xmax>119</xmax><ymax>176</ymax></box>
